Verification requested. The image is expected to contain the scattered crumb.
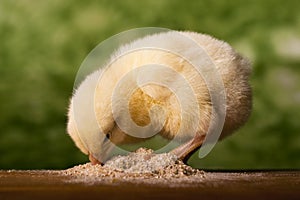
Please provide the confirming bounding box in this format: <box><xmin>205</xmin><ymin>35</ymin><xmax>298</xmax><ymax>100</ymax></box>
<box><xmin>62</xmin><ymin>148</ymin><xmax>205</xmax><ymax>186</ymax></box>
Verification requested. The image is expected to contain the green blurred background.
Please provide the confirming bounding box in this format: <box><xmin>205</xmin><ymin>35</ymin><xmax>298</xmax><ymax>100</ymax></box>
<box><xmin>0</xmin><ymin>0</ymin><xmax>299</xmax><ymax>170</ymax></box>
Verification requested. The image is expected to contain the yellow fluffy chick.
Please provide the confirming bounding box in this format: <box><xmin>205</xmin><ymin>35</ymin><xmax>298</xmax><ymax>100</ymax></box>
<box><xmin>67</xmin><ymin>31</ymin><xmax>252</xmax><ymax>164</ymax></box>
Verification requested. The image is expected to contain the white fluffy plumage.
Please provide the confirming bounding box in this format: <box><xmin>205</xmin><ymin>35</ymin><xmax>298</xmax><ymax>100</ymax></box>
<box><xmin>67</xmin><ymin>31</ymin><xmax>252</xmax><ymax>164</ymax></box>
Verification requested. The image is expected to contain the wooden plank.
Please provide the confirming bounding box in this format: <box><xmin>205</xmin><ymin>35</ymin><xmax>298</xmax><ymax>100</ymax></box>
<box><xmin>0</xmin><ymin>171</ymin><xmax>299</xmax><ymax>200</ymax></box>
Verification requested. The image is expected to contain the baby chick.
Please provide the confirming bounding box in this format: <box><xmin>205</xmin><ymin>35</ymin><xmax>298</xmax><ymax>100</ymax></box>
<box><xmin>67</xmin><ymin>31</ymin><xmax>252</xmax><ymax>164</ymax></box>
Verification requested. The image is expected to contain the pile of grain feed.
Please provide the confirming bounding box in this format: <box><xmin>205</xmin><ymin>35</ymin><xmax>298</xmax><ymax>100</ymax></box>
<box><xmin>63</xmin><ymin>148</ymin><xmax>205</xmax><ymax>185</ymax></box>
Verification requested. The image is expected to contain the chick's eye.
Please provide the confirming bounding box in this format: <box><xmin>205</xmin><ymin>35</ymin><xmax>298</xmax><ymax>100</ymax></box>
<box><xmin>104</xmin><ymin>131</ymin><xmax>111</xmax><ymax>142</ymax></box>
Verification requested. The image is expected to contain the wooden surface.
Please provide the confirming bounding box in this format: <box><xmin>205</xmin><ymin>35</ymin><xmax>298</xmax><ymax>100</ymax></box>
<box><xmin>0</xmin><ymin>170</ymin><xmax>299</xmax><ymax>200</ymax></box>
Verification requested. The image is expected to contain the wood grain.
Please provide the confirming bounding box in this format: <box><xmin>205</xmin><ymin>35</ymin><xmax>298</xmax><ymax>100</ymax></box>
<box><xmin>0</xmin><ymin>170</ymin><xmax>299</xmax><ymax>200</ymax></box>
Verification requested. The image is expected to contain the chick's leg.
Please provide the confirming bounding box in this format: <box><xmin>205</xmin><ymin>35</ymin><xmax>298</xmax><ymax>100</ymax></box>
<box><xmin>171</xmin><ymin>134</ymin><xmax>205</xmax><ymax>163</ymax></box>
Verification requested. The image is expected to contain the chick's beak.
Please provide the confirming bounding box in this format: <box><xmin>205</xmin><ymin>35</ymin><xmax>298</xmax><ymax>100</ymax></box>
<box><xmin>89</xmin><ymin>153</ymin><xmax>102</xmax><ymax>165</ymax></box>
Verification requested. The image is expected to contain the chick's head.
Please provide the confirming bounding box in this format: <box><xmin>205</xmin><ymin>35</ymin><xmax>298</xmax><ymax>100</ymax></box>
<box><xmin>67</xmin><ymin>69</ymin><xmax>119</xmax><ymax>164</ymax></box>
